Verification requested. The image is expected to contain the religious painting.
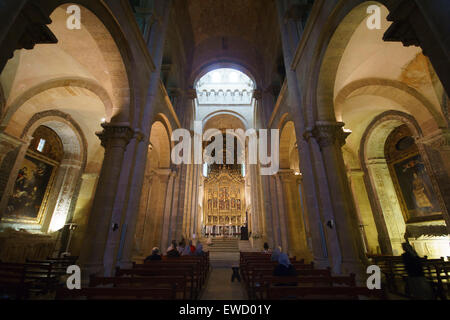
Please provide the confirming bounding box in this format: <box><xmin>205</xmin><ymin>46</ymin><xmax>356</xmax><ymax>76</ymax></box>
<box><xmin>231</xmin><ymin>198</ymin><xmax>236</xmax><ymax>209</ymax></box>
<box><xmin>236</xmin><ymin>199</ymin><xmax>241</xmax><ymax>211</ymax></box>
<box><xmin>225</xmin><ymin>200</ymin><xmax>230</xmax><ymax>210</ymax></box>
<box><xmin>219</xmin><ymin>200</ymin><xmax>225</xmax><ymax>210</ymax></box>
<box><xmin>392</xmin><ymin>154</ymin><xmax>441</xmax><ymax>220</ymax></box>
<box><xmin>5</xmin><ymin>155</ymin><xmax>55</xmax><ymax>223</ymax></box>
<box><xmin>208</xmin><ymin>199</ymin><xmax>212</xmax><ymax>210</ymax></box>
<box><xmin>213</xmin><ymin>198</ymin><xmax>217</xmax><ymax>209</ymax></box>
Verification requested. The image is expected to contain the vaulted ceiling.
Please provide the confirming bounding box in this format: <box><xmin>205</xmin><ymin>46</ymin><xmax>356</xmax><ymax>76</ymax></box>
<box><xmin>187</xmin><ymin>0</ymin><xmax>277</xmax><ymax>50</ymax></box>
<box><xmin>179</xmin><ymin>0</ymin><xmax>281</xmax><ymax>85</ymax></box>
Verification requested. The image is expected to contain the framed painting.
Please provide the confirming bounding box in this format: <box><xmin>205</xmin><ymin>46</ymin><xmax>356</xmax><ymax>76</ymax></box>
<box><xmin>390</xmin><ymin>154</ymin><xmax>442</xmax><ymax>222</ymax></box>
<box><xmin>5</xmin><ymin>154</ymin><xmax>56</xmax><ymax>224</ymax></box>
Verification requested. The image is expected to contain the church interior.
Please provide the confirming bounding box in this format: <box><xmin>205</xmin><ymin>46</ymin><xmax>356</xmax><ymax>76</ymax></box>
<box><xmin>0</xmin><ymin>0</ymin><xmax>449</xmax><ymax>301</ymax></box>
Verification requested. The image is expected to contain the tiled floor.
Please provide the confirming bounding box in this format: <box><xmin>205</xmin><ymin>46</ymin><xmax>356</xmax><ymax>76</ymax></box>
<box><xmin>200</xmin><ymin>268</ymin><xmax>247</xmax><ymax>300</ymax></box>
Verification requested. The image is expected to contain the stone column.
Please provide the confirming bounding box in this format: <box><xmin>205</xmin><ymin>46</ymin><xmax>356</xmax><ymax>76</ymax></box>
<box><xmin>268</xmin><ymin>175</ymin><xmax>281</xmax><ymax>248</ymax></box>
<box><xmin>79</xmin><ymin>123</ymin><xmax>133</xmax><ymax>278</ymax></box>
<box><xmin>279</xmin><ymin>169</ymin><xmax>311</xmax><ymax>260</ymax></box>
<box><xmin>275</xmin><ymin>0</ymin><xmax>330</xmax><ymax>270</ymax></box>
<box><xmin>160</xmin><ymin>169</ymin><xmax>176</xmax><ymax>253</ymax></box>
<box><xmin>304</xmin><ymin>122</ymin><xmax>366</xmax><ymax>275</ymax></box>
<box><xmin>417</xmin><ymin>129</ymin><xmax>450</xmax><ymax>232</ymax></box>
<box><xmin>274</xmin><ymin>173</ymin><xmax>290</xmax><ymax>255</ymax></box>
<box><xmin>260</xmin><ymin>174</ymin><xmax>274</xmax><ymax>247</ymax></box>
<box><xmin>108</xmin><ymin>0</ymin><xmax>172</xmax><ymax>271</ymax></box>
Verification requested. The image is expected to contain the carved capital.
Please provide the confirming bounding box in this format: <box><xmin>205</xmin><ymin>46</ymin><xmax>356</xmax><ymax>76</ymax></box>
<box><xmin>304</xmin><ymin>122</ymin><xmax>350</xmax><ymax>149</ymax></box>
<box><xmin>253</xmin><ymin>89</ymin><xmax>262</xmax><ymax>100</ymax></box>
<box><xmin>96</xmin><ymin>123</ymin><xmax>134</xmax><ymax>149</ymax></box>
<box><xmin>186</xmin><ymin>88</ymin><xmax>197</xmax><ymax>100</ymax></box>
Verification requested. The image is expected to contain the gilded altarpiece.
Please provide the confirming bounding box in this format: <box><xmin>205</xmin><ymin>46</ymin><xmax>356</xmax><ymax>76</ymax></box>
<box><xmin>203</xmin><ymin>166</ymin><xmax>245</xmax><ymax>227</ymax></box>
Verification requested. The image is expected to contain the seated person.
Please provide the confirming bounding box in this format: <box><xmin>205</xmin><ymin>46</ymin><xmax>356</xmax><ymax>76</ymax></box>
<box><xmin>144</xmin><ymin>247</ymin><xmax>162</xmax><ymax>262</ymax></box>
<box><xmin>182</xmin><ymin>243</ymin><xmax>192</xmax><ymax>256</ymax></box>
<box><xmin>188</xmin><ymin>240</ymin><xmax>196</xmax><ymax>254</ymax></box>
<box><xmin>271</xmin><ymin>246</ymin><xmax>282</xmax><ymax>261</ymax></box>
<box><xmin>263</xmin><ymin>242</ymin><xmax>271</xmax><ymax>254</ymax></box>
<box><xmin>177</xmin><ymin>241</ymin><xmax>185</xmax><ymax>254</ymax></box>
<box><xmin>167</xmin><ymin>240</ymin><xmax>180</xmax><ymax>257</ymax></box>
<box><xmin>195</xmin><ymin>243</ymin><xmax>205</xmax><ymax>256</ymax></box>
<box><xmin>273</xmin><ymin>253</ymin><xmax>298</xmax><ymax>286</ymax></box>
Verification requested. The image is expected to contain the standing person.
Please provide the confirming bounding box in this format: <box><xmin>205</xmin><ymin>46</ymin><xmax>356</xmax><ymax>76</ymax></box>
<box><xmin>263</xmin><ymin>242</ymin><xmax>271</xmax><ymax>253</ymax></box>
<box><xmin>401</xmin><ymin>242</ymin><xmax>435</xmax><ymax>300</ymax></box>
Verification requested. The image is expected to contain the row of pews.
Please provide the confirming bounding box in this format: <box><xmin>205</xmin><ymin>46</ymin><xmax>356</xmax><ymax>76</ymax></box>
<box><xmin>56</xmin><ymin>253</ymin><xmax>210</xmax><ymax>300</ymax></box>
<box><xmin>0</xmin><ymin>256</ymin><xmax>78</xmax><ymax>299</ymax></box>
<box><xmin>240</xmin><ymin>252</ymin><xmax>385</xmax><ymax>300</ymax></box>
<box><xmin>368</xmin><ymin>255</ymin><xmax>450</xmax><ymax>300</ymax></box>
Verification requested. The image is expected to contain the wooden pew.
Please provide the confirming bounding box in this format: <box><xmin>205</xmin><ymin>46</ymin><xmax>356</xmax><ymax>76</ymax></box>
<box><xmin>56</xmin><ymin>287</ymin><xmax>176</xmax><ymax>300</ymax></box>
<box><xmin>116</xmin><ymin>267</ymin><xmax>198</xmax><ymax>299</ymax></box>
<box><xmin>134</xmin><ymin>260</ymin><xmax>202</xmax><ymax>294</ymax></box>
<box><xmin>0</xmin><ymin>263</ymin><xmax>30</xmax><ymax>299</ymax></box>
<box><xmin>266</xmin><ymin>286</ymin><xmax>385</xmax><ymax>300</ymax></box>
<box><xmin>89</xmin><ymin>275</ymin><xmax>188</xmax><ymax>300</ymax></box>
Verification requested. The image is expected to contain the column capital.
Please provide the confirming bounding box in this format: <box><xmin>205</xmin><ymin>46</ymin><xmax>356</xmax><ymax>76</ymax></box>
<box><xmin>417</xmin><ymin>129</ymin><xmax>450</xmax><ymax>151</ymax></box>
<box><xmin>277</xmin><ymin>169</ymin><xmax>296</xmax><ymax>182</ymax></box>
<box><xmin>253</xmin><ymin>89</ymin><xmax>262</xmax><ymax>100</ymax></box>
<box><xmin>303</xmin><ymin>121</ymin><xmax>351</xmax><ymax>149</ymax></box>
<box><xmin>96</xmin><ymin>123</ymin><xmax>134</xmax><ymax>149</ymax></box>
<box><xmin>185</xmin><ymin>88</ymin><xmax>197</xmax><ymax>100</ymax></box>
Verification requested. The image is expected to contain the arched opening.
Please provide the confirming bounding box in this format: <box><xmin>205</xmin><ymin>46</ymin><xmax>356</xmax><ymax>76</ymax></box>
<box><xmin>315</xmin><ymin>1</ymin><xmax>449</xmax><ymax>260</ymax></box>
<box><xmin>0</xmin><ymin>112</ymin><xmax>86</xmax><ymax>262</ymax></box>
<box><xmin>133</xmin><ymin>121</ymin><xmax>172</xmax><ymax>259</ymax></box>
<box><xmin>278</xmin><ymin>120</ymin><xmax>312</xmax><ymax>261</ymax></box>
<box><xmin>361</xmin><ymin>113</ymin><xmax>449</xmax><ymax>258</ymax></box>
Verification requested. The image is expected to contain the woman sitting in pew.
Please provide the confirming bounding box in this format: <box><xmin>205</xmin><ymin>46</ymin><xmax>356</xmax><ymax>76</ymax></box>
<box><xmin>273</xmin><ymin>253</ymin><xmax>298</xmax><ymax>287</ymax></box>
<box><xmin>167</xmin><ymin>241</ymin><xmax>181</xmax><ymax>257</ymax></box>
<box><xmin>195</xmin><ymin>243</ymin><xmax>205</xmax><ymax>256</ymax></box>
<box><xmin>273</xmin><ymin>253</ymin><xmax>297</xmax><ymax>277</ymax></box>
<box><xmin>144</xmin><ymin>247</ymin><xmax>162</xmax><ymax>262</ymax></box>
<box><xmin>182</xmin><ymin>243</ymin><xmax>193</xmax><ymax>256</ymax></box>
<box><xmin>271</xmin><ymin>247</ymin><xmax>282</xmax><ymax>261</ymax></box>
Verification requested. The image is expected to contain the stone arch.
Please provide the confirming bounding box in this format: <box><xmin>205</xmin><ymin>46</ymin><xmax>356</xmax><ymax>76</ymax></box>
<box><xmin>311</xmin><ymin>0</ymin><xmax>388</xmax><ymax>123</ymax></box>
<box><xmin>1</xmin><ymin>1</ymin><xmax>134</xmax><ymax>124</ymax></box>
<box><xmin>359</xmin><ymin>110</ymin><xmax>447</xmax><ymax>256</ymax></box>
<box><xmin>192</xmin><ymin>61</ymin><xmax>258</xmax><ymax>90</ymax></box>
<box><xmin>0</xmin><ymin>77</ymin><xmax>113</xmax><ymax>130</ymax></box>
<box><xmin>0</xmin><ymin>110</ymin><xmax>87</xmax><ymax>234</ymax></box>
<box><xmin>335</xmin><ymin>78</ymin><xmax>446</xmax><ymax>130</ymax></box>
<box><xmin>202</xmin><ymin>111</ymin><xmax>249</xmax><ymax>131</ymax></box>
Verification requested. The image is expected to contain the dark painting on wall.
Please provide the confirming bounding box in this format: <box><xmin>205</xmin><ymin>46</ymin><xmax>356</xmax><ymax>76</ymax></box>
<box><xmin>393</xmin><ymin>154</ymin><xmax>441</xmax><ymax>220</ymax></box>
<box><xmin>5</xmin><ymin>155</ymin><xmax>54</xmax><ymax>222</ymax></box>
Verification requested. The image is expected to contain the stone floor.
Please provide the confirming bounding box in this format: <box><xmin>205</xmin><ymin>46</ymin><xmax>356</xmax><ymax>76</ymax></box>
<box><xmin>200</xmin><ymin>267</ymin><xmax>247</xmax><ymax>300</ymax></box>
